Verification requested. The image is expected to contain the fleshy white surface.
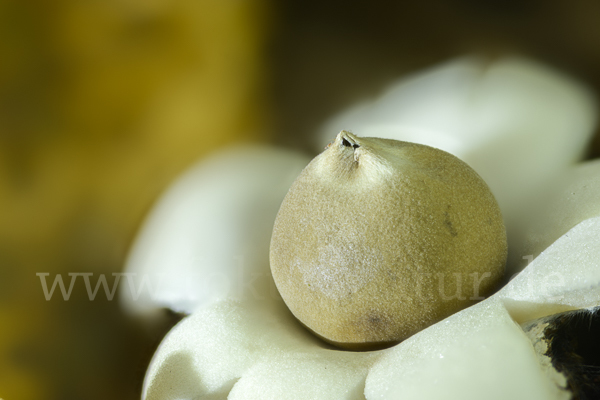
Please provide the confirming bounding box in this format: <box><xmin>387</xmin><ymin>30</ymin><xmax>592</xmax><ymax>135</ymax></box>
<box><xmin>143</xmin><ymin>299</ymin><xmax>378</xmax><ymax>400</ymax></box>
<box><xmin>319</xmin><ymin>57</ymin><xmax>597</xmax><ymax>275</ymax></box>
<box><xmin>143</xmin><ymin>217</ymin><xmax>600</xmax><ymax>400</ymax></box>
<box><xmin>227</xmin><ymin>347</ymin><xmax>374</xmax><ymax>400</ymax></box>
<box><xmin>511</xmin><ymin>159</ymin><xmax>600</xmax><ymax>271</ymax></box>
<box><xmin>364</xmin><ymin>299</ymin><xmax>568</xmax><ymax>400</ymax></box>
<box><xmin>501</xmin><ymin>215</ymin><xmax>600</xmax><ymax>322</ymax></box>
<box><xmin>121</xmin><ymin>145</ymin><xmax>309</xmax><ymax>315</ymax></box>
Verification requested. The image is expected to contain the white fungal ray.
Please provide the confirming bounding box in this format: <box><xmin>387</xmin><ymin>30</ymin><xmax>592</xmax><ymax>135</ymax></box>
<box><xmin>364</xmin><ymin>299</ymin><xmax>569</xmax><ymax>400</ymax></box>
<box><xmin>143</xmin><ymin>298</ymin><xmax>378</xmax><ymax>400</ymax></box>
<box><xmin>511</xmin><ymin>159</ymin><xmax>600</xmax><ymax>271</ymax></box>
<box><xmin>121</xmin><ymin>145</ymin><xmax>310</xmax><ymax>316</ymax></box>
<box><xmin>500</xmin><ymin>215</ymin><xmax>600</xmax><ymax>322</ymax></box>
<box><xmin>228</xmin><ymin>350</ymin><xmax>375</xmax><ymax>400</ymax></box>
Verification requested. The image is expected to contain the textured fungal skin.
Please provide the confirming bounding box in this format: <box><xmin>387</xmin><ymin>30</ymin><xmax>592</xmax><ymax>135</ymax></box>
<box><xmin>270</xmin><ymin>131</ymin><xmax>507</xmax><ymax>349</ymax></box>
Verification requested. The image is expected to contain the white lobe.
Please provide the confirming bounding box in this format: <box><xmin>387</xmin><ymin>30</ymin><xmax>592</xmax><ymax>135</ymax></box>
<box><xmin>121</xmin><ymin>145</ymin><xmax>309</xmax><ymax>316</ymax></box>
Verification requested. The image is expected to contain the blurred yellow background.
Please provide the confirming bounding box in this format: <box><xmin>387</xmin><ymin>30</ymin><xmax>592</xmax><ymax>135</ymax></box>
<box><xmin>2</xmin><ymin>1</ymin><xmax>600</xmax><ymax>399</ymax></box>
<box><xmin>0</xmin><ymin>0</ymin><xmax>268</xmax><ymax>398</ymax></box>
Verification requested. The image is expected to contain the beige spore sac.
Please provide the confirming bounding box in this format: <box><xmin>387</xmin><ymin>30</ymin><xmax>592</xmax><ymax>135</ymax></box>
<box><xmin>270</xmin><ymin>131</ymin><xmax>507</xmax><ymax>349</ymax></box>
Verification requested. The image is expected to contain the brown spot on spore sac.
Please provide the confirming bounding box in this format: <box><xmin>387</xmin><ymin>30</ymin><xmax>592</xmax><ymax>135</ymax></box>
<box><xmin>360</xmin><ymin>311</ymin><xmax>395</xmax><ymax>341</ymax></box>
<box><xmin>444</xmin><ymin>211</ymin><xmax>458</xmax><ymax>237</ymax></box>
<box><xmin>368</xmin><ymin>314</ymin><xmax>382</xmax><ymax>326</ymax></box>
